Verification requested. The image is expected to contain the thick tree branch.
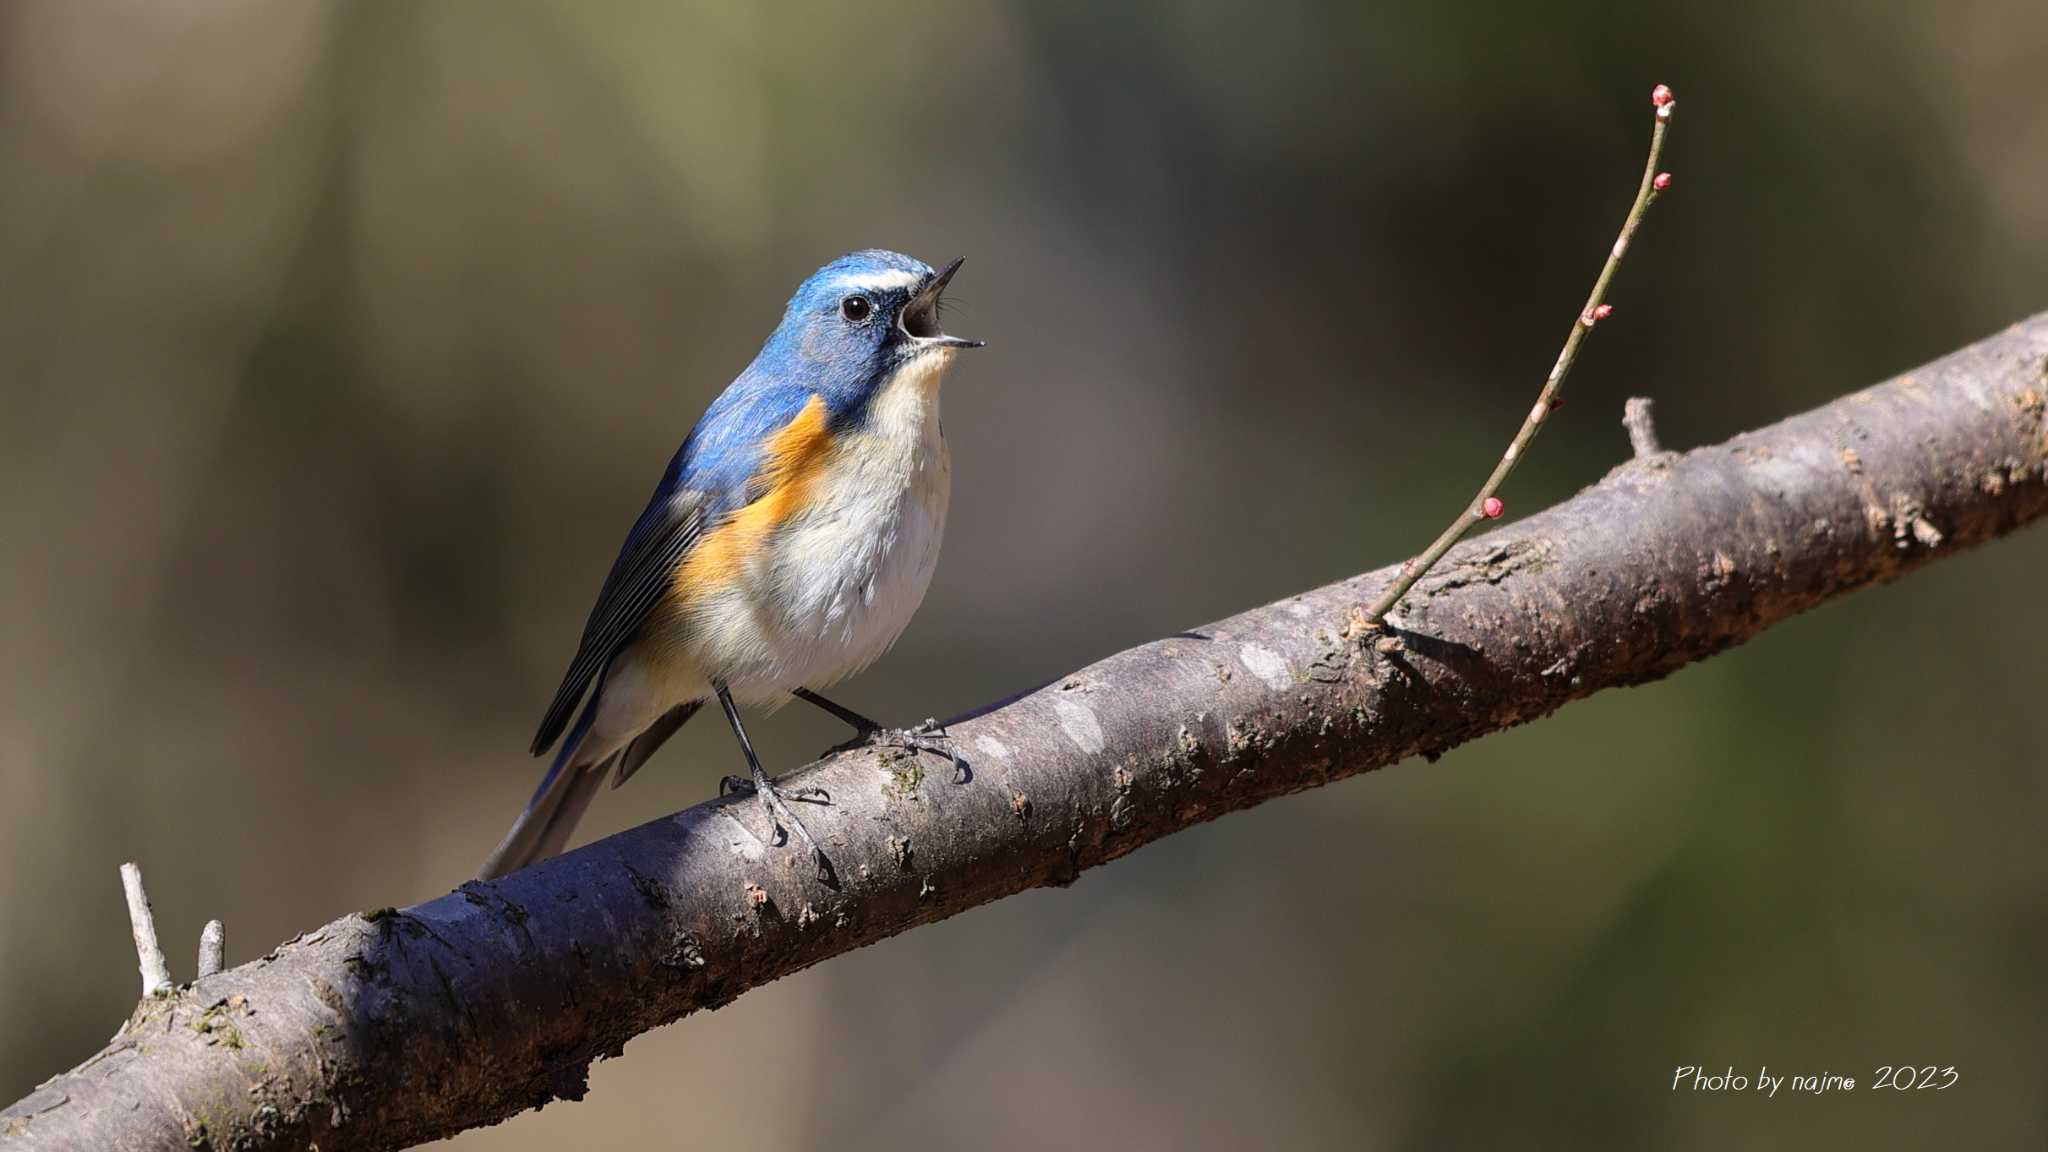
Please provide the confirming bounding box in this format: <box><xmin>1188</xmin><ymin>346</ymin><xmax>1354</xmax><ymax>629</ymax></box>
<box><xmin>7</xmin><ymin>315</ymin><xmax>2048</xmax><ymax>1151</ymax></box>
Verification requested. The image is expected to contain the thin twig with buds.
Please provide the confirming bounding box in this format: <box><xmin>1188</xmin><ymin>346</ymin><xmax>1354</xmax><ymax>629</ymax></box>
<box><xmin>1363</xmin><ymin>83</ymin><xmax>1677</xmax><ymax>626</ymax></box>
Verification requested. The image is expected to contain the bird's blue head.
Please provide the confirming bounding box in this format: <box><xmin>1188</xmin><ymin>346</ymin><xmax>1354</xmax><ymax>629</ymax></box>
<box><xmin>754</xmin><ymin>250</ymin><xmax>982</xmax><ymax>411</ymax></box>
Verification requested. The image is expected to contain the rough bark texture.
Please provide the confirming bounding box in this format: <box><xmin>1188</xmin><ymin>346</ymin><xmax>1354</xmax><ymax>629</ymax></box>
<box><xmin>7</xmin><ymin>315</ymin><xmax>2048</xmax><ymax>1151</ymax></box>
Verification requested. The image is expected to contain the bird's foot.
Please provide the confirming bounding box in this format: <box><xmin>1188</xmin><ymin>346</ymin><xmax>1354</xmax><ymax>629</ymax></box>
<box><xmin>720</xmin><ymin>775</ymin><xmax>836</xmax><ymax>884</ymax></box>
<box><xmin>828</xmin><ymin>718</ymin><xmax>968</xmax><ymax>783</ymax></box>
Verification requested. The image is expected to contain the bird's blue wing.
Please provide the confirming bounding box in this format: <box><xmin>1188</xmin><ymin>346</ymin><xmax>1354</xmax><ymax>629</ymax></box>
<box><xmin>529</xmin><ymin>490</ymin><xmax>706</xmax><ymax>755</ymax></box>
<box><xmin>528</xmin><ymin>376</ymin><xmax>821</xmax><ymax>756</ymax></box>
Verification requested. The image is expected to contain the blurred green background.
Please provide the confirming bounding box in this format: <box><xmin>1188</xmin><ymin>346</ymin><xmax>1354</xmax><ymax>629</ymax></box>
<box><xmin>3</xmin><ymin>2</ymin><xmax>2044</xmax><ymax>1148</ymax></box>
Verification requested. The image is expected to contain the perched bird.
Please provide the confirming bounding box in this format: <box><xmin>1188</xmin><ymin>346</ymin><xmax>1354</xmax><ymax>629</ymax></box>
<box><xmin>480</xmin><ymin>250</ymin><xmax>981</xmax><ymax>881</ymax></box>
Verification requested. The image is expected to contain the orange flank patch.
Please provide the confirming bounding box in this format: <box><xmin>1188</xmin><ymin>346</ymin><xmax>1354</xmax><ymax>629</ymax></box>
<box><xmin>672</xmin><ymin>394</ymin><xmax>834</xmax><ymax>601</ymax></box>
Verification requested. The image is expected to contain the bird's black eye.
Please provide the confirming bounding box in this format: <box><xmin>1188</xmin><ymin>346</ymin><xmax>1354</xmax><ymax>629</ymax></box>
<box><xmin>839</xmin><ymin>295</ymin><xmax>872</xmax><ymax>323</ymax></box>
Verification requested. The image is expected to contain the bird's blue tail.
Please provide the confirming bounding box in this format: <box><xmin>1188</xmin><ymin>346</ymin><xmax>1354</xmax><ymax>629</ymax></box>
<box><xmin>478</xmin><ymin>689</ymin><xmax>608</xmax><ymax>880</ymax></box>
<box><xmin>477</xmin><ymin>688</ymin><xmax>701</xmax><ymax>880</ymax></box>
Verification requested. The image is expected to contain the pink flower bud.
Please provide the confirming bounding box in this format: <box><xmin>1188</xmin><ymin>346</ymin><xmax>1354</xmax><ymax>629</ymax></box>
<box><xmin>1651</xmin><ymin>84</ymin><xmax>1674</xmax><ymax>108</ymax></box>
<box><xmin>1481</xmin><ymin>497</ymin><xmax>1504</xmax><ymax>519</ymax></box>
<box><xmin>1652</xmin><ymin>172</ymin><xmax>1673</xmax><ymax>191</ymax></box>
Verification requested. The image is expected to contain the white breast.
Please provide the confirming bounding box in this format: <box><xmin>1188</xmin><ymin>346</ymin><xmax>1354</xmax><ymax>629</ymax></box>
<box><xmin>700</xmin><ymin>350</ymin><xmax>955</xmax><ymax>704</ymax></box>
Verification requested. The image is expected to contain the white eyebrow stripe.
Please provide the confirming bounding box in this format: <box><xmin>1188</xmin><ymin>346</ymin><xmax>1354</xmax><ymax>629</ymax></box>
<box><xmin>834</xmin><ymin>269</ymin><xmax>925</xmax><ymax>293</ymax></box>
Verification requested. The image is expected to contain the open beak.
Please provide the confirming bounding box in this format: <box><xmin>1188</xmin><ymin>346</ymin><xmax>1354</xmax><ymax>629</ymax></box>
<box><xmin>901</xmin><ymin>257</ymin><xmax>984</xmax><ymax>349</ymax></box>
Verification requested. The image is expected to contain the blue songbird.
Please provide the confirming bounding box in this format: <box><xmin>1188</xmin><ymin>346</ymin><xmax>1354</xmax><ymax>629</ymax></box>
<box><xmin>480</xmin><ymin>251</ymin><xmax>982</xmax><ymax>881</ymax></box>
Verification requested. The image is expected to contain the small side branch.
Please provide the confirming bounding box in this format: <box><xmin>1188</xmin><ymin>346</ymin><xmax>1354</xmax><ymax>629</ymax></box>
<box><xmin>118</xmin><ymin>863</ymin><xmax>173</xmax><ymax>999</ymax></box>
<box><xmin>1623</xmin><ymin>396</ymin><xmax>1663</xmax><ymax>457</ymax></box>
<box><xmin>198</xmin><ymin>920</ymin><xmax>226</xmax><ymax>980</ymax></box>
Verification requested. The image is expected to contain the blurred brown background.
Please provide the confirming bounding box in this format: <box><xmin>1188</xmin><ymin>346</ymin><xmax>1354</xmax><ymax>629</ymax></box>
<box><xmin>3</xmin><ymin>2</ymin><xmax>2045</xmax><ymax>1148</ymax></box>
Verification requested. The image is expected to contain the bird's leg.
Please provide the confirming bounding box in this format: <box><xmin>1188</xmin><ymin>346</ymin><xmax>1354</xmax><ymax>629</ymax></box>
<box><xmin>791</xmin><ymin>687</ymin><xmax>881</xmax><ymax>734</ymax></box>
<box><xmin>714</xmin><ymin>685</ymin><xmax>834</xmax><ymax>883</ymax></box>
<box><xmin>792</xmin><ymin>688</ymin><xmax>967</xmax><ymax>783</ymax></box>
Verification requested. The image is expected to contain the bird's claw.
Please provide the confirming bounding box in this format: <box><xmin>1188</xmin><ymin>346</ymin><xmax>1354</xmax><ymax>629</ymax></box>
<box><xmin>720</xmin><ymin>775</ymin><xmax>837</xmax><ymax>884</ymax></box>
<box><xmin>719</xmin><ymin>776</ymin><xmax>830</xmax><ymax>805</ymax></box>
<box><xmin>829</xmin><ymin>718</ymin><xmax>968</xmax><ymax>783</ymax></box>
